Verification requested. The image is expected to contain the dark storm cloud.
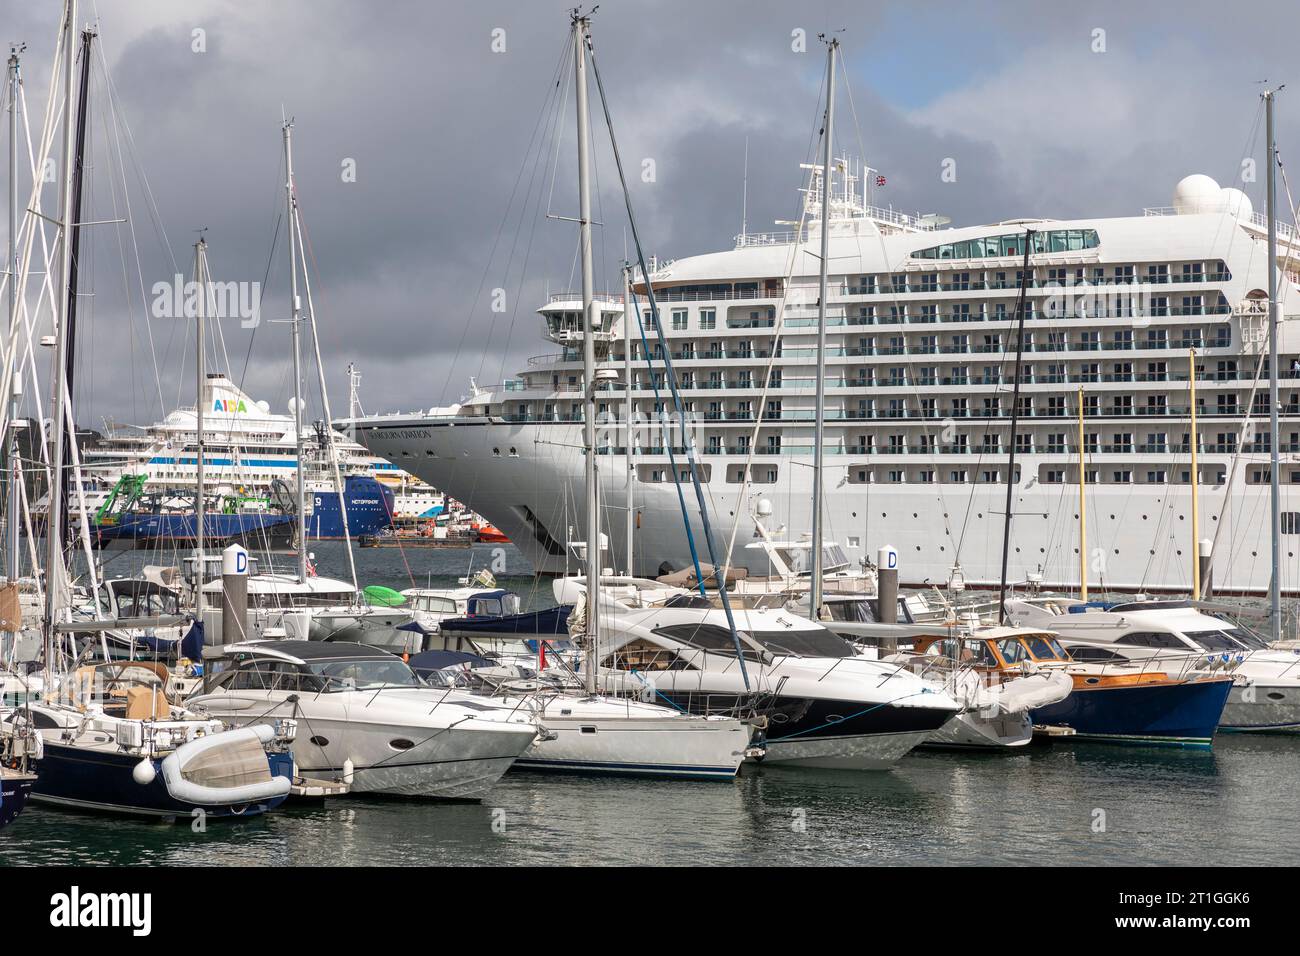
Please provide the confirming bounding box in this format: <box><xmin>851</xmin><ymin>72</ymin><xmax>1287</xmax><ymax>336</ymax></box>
<box><xmin>5</xmin><ymin>0</ymin><xmax>1300</xmax><ymax>425</ymax></box>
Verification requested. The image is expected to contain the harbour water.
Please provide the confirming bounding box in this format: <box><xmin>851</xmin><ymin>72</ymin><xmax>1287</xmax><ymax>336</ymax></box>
<box><xmin>2</xmin><ymin>543</ymin><xmax>1297</xmax><ymax>866</ymax></box>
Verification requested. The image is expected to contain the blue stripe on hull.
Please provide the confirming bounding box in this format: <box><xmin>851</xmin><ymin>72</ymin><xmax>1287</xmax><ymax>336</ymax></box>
<box><xmin>1032</xmin><ymin>678</ymin><xmax>1233</xmax><ymax>745</ymax></box>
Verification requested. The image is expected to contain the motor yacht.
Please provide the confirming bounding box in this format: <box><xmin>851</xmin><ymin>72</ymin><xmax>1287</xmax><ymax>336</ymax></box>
<box><xmin>188</xmin><ymin>641</ymin><xmax>540</xmax><ymax>799</ymax></box>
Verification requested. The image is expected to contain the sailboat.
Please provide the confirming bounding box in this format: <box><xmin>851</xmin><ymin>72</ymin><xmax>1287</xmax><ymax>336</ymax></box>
<box><xmin>210</xmin><ymin>120</ymin><xmax>411</xmax><ymax>649</ymax></box>
<box><xmin>413</xmin><ymin>13</ymin><xmax>757</xmax><ymax>780</ymax></box>
<box><xmin>4</xmin><ymin>7</ymin><xmax>298</xmax><ymax>819</ymax></box>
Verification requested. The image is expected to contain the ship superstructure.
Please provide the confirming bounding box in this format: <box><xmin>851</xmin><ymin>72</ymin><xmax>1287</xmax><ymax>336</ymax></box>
<box><xmin>349</xmin><ymin>167</ymin><xmax>1300</xmax><ymax>594</ymax></box>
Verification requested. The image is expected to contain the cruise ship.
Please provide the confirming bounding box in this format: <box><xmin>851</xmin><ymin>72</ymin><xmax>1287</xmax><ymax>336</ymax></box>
<box><xmin>59</xmin><ymin>374</ymin><xmax>421</xmax><ymax>540</ymax></box>
<box><xmin>347</xmin><ymin>166</ymin><xmax>1300</xmax><ymax>595</ymax></box>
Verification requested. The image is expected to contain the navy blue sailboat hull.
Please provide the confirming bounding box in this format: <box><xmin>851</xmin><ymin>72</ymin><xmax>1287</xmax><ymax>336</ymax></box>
<box><xmin>31</xmin><ymin>742</ymin><xmax>293</xmax><ymax>819</ymax></box>
<box><xmin>0</xmin><ymin>772</ymin><xmax>35</xmax><ymax>829</ymax></box>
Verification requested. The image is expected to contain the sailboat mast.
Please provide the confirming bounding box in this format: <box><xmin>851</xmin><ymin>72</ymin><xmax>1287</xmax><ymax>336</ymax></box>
<box><xmin>6</xmin><ymin>46</ymin><xmax>20</xmax><ymax>587</ymax></box>
<box><xmin>283</xmin><ymin>120</ymin><xmax>308</xmax><ymax>582</ymax></box>
<box><xmin>574</xmin><ymin>14</ymin><xmax>599</xmax><ymax>696</ymax></box>
<box><xmin>623</xmin><ymin>262</ymin><xmax>634</xmax><ymax>576</ymax></box>
<box><xmin>810</xmin><ymin>37</ymin><xmax>836</xmax><ymax>621</ymax></box>
<box><xmin>1265</xmin><ymin>88</ymin><xmax>1282</xmax><ymax>640</ymax></box>
<box><xmin>43</xmin><ymin>0</ymin><xmax>78</xmax><ymax>652</ymax></box>
<box><xmin>997</xmin><ymin>229</ymin><xmax>1034</xmax><ymax>624</ymax></box>
<box><xmin>194</xmin><ymin>238</ymin><xmax>207</xmax><ymax>615</ymax></box>
<box><xmin>1077</xmin><ymin>385</ymin><xmax>1087</xmax><ymax>601</ymax></box>
<box><xmin>1189</xmin><ymin>347</ymin><xmax>1201</xmax><ymax>600</ymax></box>
<box><xmin>58</xmin><ymin>27</ymin><xmax>93</xmax><ymax>560</ymax></box>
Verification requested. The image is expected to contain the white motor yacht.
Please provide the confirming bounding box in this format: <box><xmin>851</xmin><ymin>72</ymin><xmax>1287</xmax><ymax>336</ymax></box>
<box><xmin>555</xmin><ymin>576</ymin><xmax>962</xmax><ymax>769</ymax></box>
<box><xmin>187</xmin><ymin>641</ymin><xmax>540</xmax><ymax>799</ymax></box>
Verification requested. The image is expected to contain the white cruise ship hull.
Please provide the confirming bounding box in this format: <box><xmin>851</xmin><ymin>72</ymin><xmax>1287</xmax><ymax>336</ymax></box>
<box><xmin>352</xmin><ymin>416</ymin><xmax>1291</xmax><ymax>595</ymax></box>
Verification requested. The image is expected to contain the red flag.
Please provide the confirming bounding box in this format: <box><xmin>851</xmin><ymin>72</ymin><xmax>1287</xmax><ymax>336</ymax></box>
<box><xmin>875</xmin><ymin>175</ymin><xmax>887</xmax><ymax>187</ymax></box>
<box><xmin>538</xmin><ymin>641</ymin><xmax>547</xmax><ymax>671</ymax></box>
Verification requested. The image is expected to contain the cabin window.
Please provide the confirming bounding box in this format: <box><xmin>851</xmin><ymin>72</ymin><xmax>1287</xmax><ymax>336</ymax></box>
<box><xmin>1117</xmin><ymin>631</ymin><xmax>1186</xmax><ymax>649</ymax></box>
<box><xmin>603</xmin><ymin>638</ymin><xmax>694</xmax><ymax>672</ymax></box>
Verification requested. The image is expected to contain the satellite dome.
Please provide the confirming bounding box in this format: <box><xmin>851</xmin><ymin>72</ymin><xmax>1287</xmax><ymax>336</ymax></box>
<box><xmin>1219</xmin><ymin>187</ymin><xmax>1253</xmax><ymax>219</ymax></box>
<box><xmin>287</xmin><ymin>397</ymin><xmax>303</xmax><ymax>414</ymax></box>
<box><xmin>1172</xmin><ymin>174</ymin><xmax>1223</xmax><ymax>214</ymax></box>
<box><xmin>256</xmin><ymin>400</ymin><xmax>271</xmax><ymax>413</ymax></box>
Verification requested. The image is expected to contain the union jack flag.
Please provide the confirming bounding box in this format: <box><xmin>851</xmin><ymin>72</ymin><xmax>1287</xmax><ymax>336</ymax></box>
<box><xmin>875</xmin><ymin>175</ymin><xmax>887</xmax><ymax>187</ymax></box>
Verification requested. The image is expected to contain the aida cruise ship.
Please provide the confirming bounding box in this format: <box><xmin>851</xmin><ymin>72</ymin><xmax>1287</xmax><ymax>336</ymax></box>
<box><xmin>64</xmin><ymin>375</ymin><xmax>445</xmax><ymax>534</ymax></box>
<box><xmin>349</xmin><ymin>167</ymin><xmax>1300</xmax><ymax>594</ymax></box>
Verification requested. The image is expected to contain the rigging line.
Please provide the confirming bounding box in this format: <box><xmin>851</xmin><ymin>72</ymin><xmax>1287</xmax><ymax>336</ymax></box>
<box><xmin>237</xmin><ymin>136</ymin><xmax>287</xmax><ymax>397</ymax></box>
<box><xmin>91</xmin><ymin>30</ymin><xmax>175</xmax><ymax>417</ymax></box>
<box><xmin>484</xmin><ymin>41</ymin><xmax>572</xmax><ymax>391</ymax></box>
<box><xmin>721</xmin><ymin>66</ymin><xmax>827</xmax><ymax>570</ymax></box>
<box><xmin>586</xmin><ymin>33</ymin><xmax>752</xmax><ymax>692</ymax></box>
<box><xmin>544</xmin><ymin>37</ymin><xmax>575</xmax><ymax>220</ymax></box>
<box><xmin>1204</xmin><ymin>141</ymin><xmax>1300</xmax><ymax>586</ymax></box>
<box><xmin>441</xmin><ymin>33</ymin><xmax>572</xmax><ymax>406</ymax></box>
<box><xmin>295</xmin><ymin>192</ymin><xmax>359</xmax><ymax>591</ymax></box>
<box><xmin>628</xmin><ymin>286</ymin><xmax>707</xmax><ymax>588</ymax></box>
<box><xmin>838</xmin><ymin>48</ymin><xmax>963</xmax><ymax>557</ymax></box>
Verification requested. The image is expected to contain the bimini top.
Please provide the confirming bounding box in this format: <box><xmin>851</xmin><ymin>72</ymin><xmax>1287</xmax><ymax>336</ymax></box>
<box><xmin>221</xmin><ymin>640</ymin><xmax>395</xmax><ymax>665</ymax></box>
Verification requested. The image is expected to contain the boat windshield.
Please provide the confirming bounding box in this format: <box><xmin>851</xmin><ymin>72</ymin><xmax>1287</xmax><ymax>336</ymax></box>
<box><xmin>306</xmin><ymin>658</ymin><xmax>422</xmax><ymax>691</ymax></box>
<box><xmin>746</xmin><ymin>628</ymin><xmax>856</xmax><ymax>659</ymax></box>
<box><xmin>1024</xmin><ymin>635</ymin><xmax>1068</xmax><ymax>661</ymax></box>
<box><xmin>821</xmin><ymin>600</ymin><xmax>874</xmax><ymax>622</ymax></box>
<box><xmin>1186</xmin><ymin>628</ymin><xmax>1264</xmax><ymax>652</ymax></box>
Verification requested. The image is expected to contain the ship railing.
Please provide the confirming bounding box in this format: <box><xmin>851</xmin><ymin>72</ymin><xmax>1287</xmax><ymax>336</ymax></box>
<box><xmin>546</xmin><ymin>291</ymin><xmax>625</xmax><ymax>306</ymax></box>
<box><xmin>1145</xmin><ymin>206</ymin><xmax>1298</xmax><ymax>240</ymax></box>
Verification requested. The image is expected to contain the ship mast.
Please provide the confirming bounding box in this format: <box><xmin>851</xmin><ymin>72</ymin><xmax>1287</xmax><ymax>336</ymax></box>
<box><xmin>574</xmin><ymin>12</ymin><xmax>599</xmax><ymax>696</ymax></box>
<box><xmin>810</xmin><ymin>36</ymin><xmax>837</xmax><ymax>621</ymax></box>
<box><xmin>283</xmin><ymin>119</ymin><xmax>308</xmax><ymax>582</ymax></box>
<box><xmin>1264</xmin><ymin>87</ymin><xmax>1282</xmax><ymax>640</ymax></box>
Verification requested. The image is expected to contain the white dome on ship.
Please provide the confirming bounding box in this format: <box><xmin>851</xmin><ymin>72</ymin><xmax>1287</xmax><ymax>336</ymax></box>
<box><xmin>256</xmin><ymin>400</ymin><xmax>270</xmax><ymax>413</ymax></box>
<box><xmin>1171</xmin><ymin>175</ymin><xmax>1253</xmax><ymax>218</ymax></box>
<box><xmin>1220</xmin><ymin>187</ymin><xmax>1253</xmax><ymax>219</ymax></box>
<box><xmin>1172</xmin><ymin>174</ymin><xmax>1223</xmax><ymax>213</ymax></box>
<box><xmin>287</xmin><ymin>397</ymin><xmax>303</xmax><ymax>414</ymax></box>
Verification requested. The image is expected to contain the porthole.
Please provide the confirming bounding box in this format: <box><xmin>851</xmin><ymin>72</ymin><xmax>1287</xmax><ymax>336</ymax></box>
<box><xmin>309</xmin><ymin>735</ymin><xmax>330</xmax><ymax>747</ymax></box>
<box><xmin>1085</xmin><ymin>677</ymin><xmax>1100</xmax><ymax>685</ymax></box>
<box><xmin>580</xmin><ymin>725</ymin><xmax>598</xmax><ymax>735</ymax></box>
<box><xmin>389</xmin><ymin>738</ymin><xmax>416</xmax><ymax>751</ymax></box>
<box><xmin>1267</xmin><ymin>692</ymin><xmax>1286</xmax><ymax>701</ymax></box>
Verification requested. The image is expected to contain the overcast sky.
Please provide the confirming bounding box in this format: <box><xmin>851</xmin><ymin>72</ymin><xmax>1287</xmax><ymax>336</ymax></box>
<box><xmin>5</xmin><ymin>0</ymin><xmax>1300</xmax><ymax>429</ymax></box>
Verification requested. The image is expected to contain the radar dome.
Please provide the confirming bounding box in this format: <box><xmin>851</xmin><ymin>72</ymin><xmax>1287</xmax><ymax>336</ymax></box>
<box><xmin>256</xmin><ymin>400</ymin><xmax>270</xmax><ymax>413</ymax></box>
<box><xmin>1172</xmin><ymin>174</ymin><xmax>1223</xmax><ymax>214</ymax></box>
<box><xmin>287</xmin><ymin>397</ymin><xmax>303</xmax><ymax>414</ymax></box>
<box><xmin>1219</xmin><ymin>187</ymin><xmax>1253</xmax><ymax>219</ymax></box>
